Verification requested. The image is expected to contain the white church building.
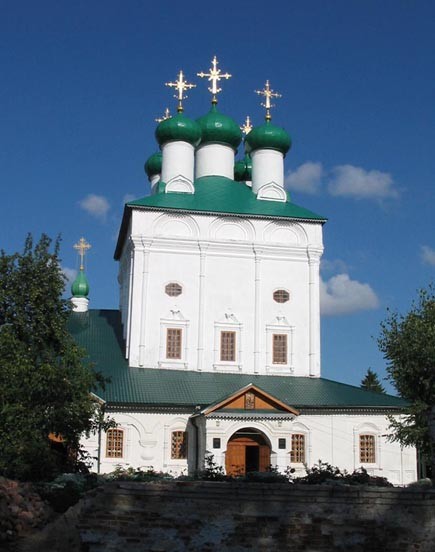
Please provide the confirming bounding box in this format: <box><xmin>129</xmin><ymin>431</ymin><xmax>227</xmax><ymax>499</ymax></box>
<box><xmin>70</xmin><ymin>58</ymin><xmax>417</xmax><ymax>484</ymax></box>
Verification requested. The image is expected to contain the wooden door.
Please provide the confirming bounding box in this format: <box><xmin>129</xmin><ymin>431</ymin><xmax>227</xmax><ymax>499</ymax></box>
<box><xmin>259</xmin><ymin>445</ymin><xmax>270</xmax><ymax>471</ymax></box>
<box><xmin>225</xmin><ymin>443</ymin><xmax>245</xmax><ymax>476</ymax></box>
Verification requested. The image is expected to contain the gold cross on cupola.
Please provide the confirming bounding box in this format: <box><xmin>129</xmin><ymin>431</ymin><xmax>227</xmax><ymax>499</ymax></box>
<box><xmin>155</xmin><ymin>107</ymin><xmax>171</xmax><ymax>123</ymax></box>
<box><xmin>241</xmin><ymin>115</ymin><xmax>253</xmax><ymax>135</ymax></box>
<box><xmin>73</xmin><ymin>237</ymin><xmax>91</xmax><ymax>271</ymax></box>
<box><xmin>165</xmin><ymin>70</ymin><xmax>196</xmax><ymax>113</ymax></box>
<box><xmin>255</xmin><ymin>80</ymin><xmax>282</xmax><ymax>121</ymax></box>
<box><xmin>197</xmin><ymin>56</ymin><xmax>232</xmax><ymax>104</ymax></box>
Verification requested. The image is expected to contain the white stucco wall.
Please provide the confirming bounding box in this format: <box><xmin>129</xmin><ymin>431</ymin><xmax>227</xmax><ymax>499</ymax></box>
<box><xmin>118</xmin><ymin>209</ymin><xmax>323</xmax><ymax>377</ymax></box>
<box><xmin>82</xmin><ymin>410</ymin><xmax>417</xmax><ymax>485</ymax></box>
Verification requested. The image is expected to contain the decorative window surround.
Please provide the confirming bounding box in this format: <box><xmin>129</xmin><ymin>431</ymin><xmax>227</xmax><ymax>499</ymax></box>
<box><xmin>353</xmin><ymin>424</ymin><xmax>382</xmax><ymax>470</ymax></box>
<box><xmin>256</xmin><ymin>181</ymin><xmax>287</xmax><ymax>202</ymax></box>
<box><xmin>266</xmin><ymin>316</ymin><xmax>295</xmax><ymax>373</ymax></box>
<box><xmin>104</xmin><ymin>427</ymin><xmax>129</xmax><ymax>463</ymax></box>
<box><xmin>159</xmin><ymin>309</ymin><xmax>189</xmax><ymax>369</ymax></box>
<box><xmin>165</xmin><ymin>174</ymin><xmax>194</xmax><ymax>194</ymax></box>
<box><xmin>213</xmin><ymin>311</ymin><xmax>243</xmax><ymax>372</ymax></box>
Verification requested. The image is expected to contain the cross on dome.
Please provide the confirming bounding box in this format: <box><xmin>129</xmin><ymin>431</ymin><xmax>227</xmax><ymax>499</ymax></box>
<box><xmin>197</xmin><ymin>56</ymin><xmax>232</xmax><ymax>104</ymax></box>
<box><xmin>255</xmin><ymin>80</ymin><xmax>282</xmax><ymax>121</ymax></box>
<box><xmin>165</xmin><ymin>70</ymin><xmax>196</xmax><ymax>113</ymax></box>
<box><xmin>241</xmin><ymin>115</ymin><xmax>253</xmax><ymax>135</ymax></box>
<box><xmin>155</xmin><ymin>107</ymin><xmax>171</xmax><ymax>123</ymax></box>
<box><xmin>73</xmin><ymin>237</ymin><xmax>91</xmax><ymax>271</ymax></box>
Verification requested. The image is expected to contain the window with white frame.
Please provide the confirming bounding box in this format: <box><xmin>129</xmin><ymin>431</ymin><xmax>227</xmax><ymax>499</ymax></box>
<box><xmin>213</xmin><ymin>312</ymin><xmax>242</xmax><ymax>370</ymax></box>
<box><xmin>359</xmin><ymin>434</ymin><xmax>376</xmax><ymax>463</ymax></box>
<box><xmin>290</xmin><ymin>433</ymin><xmax>305</xmax><ymax>463</ymax></box>
<box><xmin>159</xmin><ymin>310</ymin><xmax>189</xmax><ymax>368</ymax></box>
<box><xmin>273</xmin><ymin>334</ymin><xmax>288</xmax><ymax>364</ymax></box>
<box><xmin>220</xmin><ymin>331</ymin><xmax>236</xmax><ymax>362</ymax></box>
<box><xmin>166</xmin><ymin>328</ymin><xmax>182</xmax><ymax>359</ymax></box>
<box><xmin>266</xmin><ymin>317</ymin><xmax>294</xmax><ymax>372</ymax></box>
<box><xmin>171</xmin><ymin>431</ymin><xmax>188</xmax><ymax>459</ymax></box>
<box><xmin>273</xmin><ymin>289</ymin><xmax>290</xmax><ymax>303</ymax></box>
<box><xmin>106</xmin><ymin>429</ymin><xmax>124</xmax><ymax>458</ymax></box>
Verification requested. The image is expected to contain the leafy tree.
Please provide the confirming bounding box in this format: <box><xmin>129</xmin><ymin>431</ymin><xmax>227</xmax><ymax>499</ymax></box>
<box><xmin>0</xmin><ymin>234</ymin><xmax>106</xmax><ymax>481</ymax></box>
<box><xmin>378</xmin><ymin>285</ymin><xmax>435</xmax><ymax>478</ymax></box>
<box><xmin>360</xmin><ymin>368</ymin><xmax>385</xmax><ymax>393</ymax></box>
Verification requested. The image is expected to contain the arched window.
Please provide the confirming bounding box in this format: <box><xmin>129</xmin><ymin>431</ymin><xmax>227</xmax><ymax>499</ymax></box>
<box><xmin>165</xmin><ymin>282</ymin><xmax>182</xmax><ymax>297</ymax></box>
<box><xmin>359</xmin><ymin>434</ymin><xmax>376</xmax><ymax>463</ymax></box>
<box><xmin>171</xmin><ymin>431</ymin><xmax>188</xmax><ymax>459</ymax></box>
<box><xmin>290</xmin><ymin>434</ymin><xmax>305</xmax><ymax>463</ymax></box>
<box><xmin>273</xmin><ymin>289</ymin><xmax>290</xmax><ymax>303</ymax></box>
<box><xmin>106</xmin><ymin>429</ymin><xmax>124</xmax><ymax>458</ymax></box>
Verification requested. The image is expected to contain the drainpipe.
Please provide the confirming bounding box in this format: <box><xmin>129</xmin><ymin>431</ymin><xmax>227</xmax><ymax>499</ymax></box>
<box><xmin>91</xmin><ymin>393</ymin><xmax>106</xmax><ymax>475</ymax></box>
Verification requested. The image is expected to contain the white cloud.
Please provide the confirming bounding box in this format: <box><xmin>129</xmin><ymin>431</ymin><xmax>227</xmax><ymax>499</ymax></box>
<box><xmin>328</xmin><ymin>165</ymin><xmax>398</xmax><ymax>199</ymax></box>
<box><xmin>285</xmin><ymin>162</ymin><xmax>323</xmax><ymax>194</ymax></box>
<box><xmin>421</xmin><ymin>245</ymin><xmax>435</xmax><ymax>266</ymax></box>
<box><xmin>79</xmin><ymin>194</ymin><xmax>110</xmax><ymax>220</ymax></box>
<box><xmin>122</xmin><ymin>193</ymin><xmax>136</xmax><ymax>204</ymax></box>
<box><xmin>62</xmin><ymin>266</ymin><xmax>77</xmax><ymax>284</ymax></box>
<box><xmin>321</xmin><ymin>258</ymin><xmax>349</xmax><ymax>274</ymax></box>
<box><xmin>320</xmin><ymin>273</ymin><xmax>379</xmax><ymax>316</ymax></box>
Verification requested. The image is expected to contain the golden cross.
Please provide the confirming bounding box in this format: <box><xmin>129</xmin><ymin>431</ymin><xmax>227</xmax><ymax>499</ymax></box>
<box><xmin>255</xmin><ymin>80</ymin><xmax>282</xmax><ymax>121</ymax></box>
<box><xmin>155</xmin><ymin>107</ymin><xmax>171</xmax><ymax>123</ymax></box>
<box><xmin>240</xmin><ymin>115</ymin><xmax>253</xmax><ymax>135</ymax></box>
<box><xmin>73</xmin><ymin>237</ymin><xmax>91</xmax><ymax>271</ymax></box>
<box><xmin>165</xmin><ymin>70</ymin><xmax>196</xmax><ymax>113</ymax></box>
<box><xmin>197</xmin><ymin>56</ymin><xmax>232</xmax><ymax>104</ymax></box>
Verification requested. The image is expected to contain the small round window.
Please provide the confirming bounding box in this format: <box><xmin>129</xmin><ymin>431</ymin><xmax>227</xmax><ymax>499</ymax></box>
<box><xmin>273</xmin><ymin>289</ymin><xmax>290</xmax><ymax>303</ymax></box>
<box><xmin>165</xmin><ymin>282</ymin><xmax>182</xmax><ymax>297</ymax></box>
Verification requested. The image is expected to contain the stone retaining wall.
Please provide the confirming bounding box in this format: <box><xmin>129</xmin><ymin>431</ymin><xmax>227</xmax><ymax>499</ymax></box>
<box><xmin>77</xmin><ymin>481</ymin><xmax>435</xmax><ymax>551</ymax></box>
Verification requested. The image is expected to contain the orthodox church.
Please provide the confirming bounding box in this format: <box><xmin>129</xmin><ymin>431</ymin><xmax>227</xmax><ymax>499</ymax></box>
<box><xmin>70</xmin><ymin>57</ymin><xmax>416</xmax><ymax>483</ymax></box>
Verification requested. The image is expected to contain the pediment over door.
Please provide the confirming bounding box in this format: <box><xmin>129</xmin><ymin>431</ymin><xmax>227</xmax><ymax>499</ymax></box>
<box><xmin>202</xmin><ymin>383</ymin><xmax>299</xmax><ymax>416</ymax></box>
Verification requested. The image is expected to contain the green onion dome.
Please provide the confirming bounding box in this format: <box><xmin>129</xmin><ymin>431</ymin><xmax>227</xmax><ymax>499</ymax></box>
<box><xmin>245</xmin><ymin>121</ymin><xmax>291</xmax><ymax>156</ymax></box>
<box><xmin>71</xmin><ymin>270</ymin><xmax>90</xmax><ymax>298</ymax></box>
<box><xmin>244</xmin><ymin>153</ymin><xmax>252</xmax><ymax>180</ymax></box>
<box><xmin>144</xmin><ymin>152</ymin><xmax>162</xmax><ymax>178</ymax></box>
<box><xmin>196</xmin><ymin>105</ymin><xmax>242</xmax><ymax>150</ymax></box>
<box><xmin>155</xmin><ymin>113</ymin><xmax>201</xmax><ymax>147</ymax></box>
<box><xmin>234</xmin><ymin>154</ymin><xmax>252</xmax><ymax>181</ymax></box>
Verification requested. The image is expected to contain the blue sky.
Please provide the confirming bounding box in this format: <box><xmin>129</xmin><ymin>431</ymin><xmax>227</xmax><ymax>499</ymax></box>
<box><xmin>1</xmin><ymin>0</ymin><xmax>434</xmax><ymax>392</ymax></box>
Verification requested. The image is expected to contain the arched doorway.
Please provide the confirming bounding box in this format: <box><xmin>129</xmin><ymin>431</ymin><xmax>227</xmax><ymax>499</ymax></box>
<box><xmin>225</xmin><ymin>428</ymin><xmax>271</xmax><ymax>476</ymax></box>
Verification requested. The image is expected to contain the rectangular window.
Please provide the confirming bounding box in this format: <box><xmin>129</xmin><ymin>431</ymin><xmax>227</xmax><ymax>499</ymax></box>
<box><xmin>278</xmin><ymin>438</ymin><xmax>286</xmax><ymax>449</ymax></box>
<box><xmin>166</xmin><ymin>328</ymin><xmax>182</xmax><ymax>359</ymax></box>
<box><xmin>220</xmin><ymin>331</ymin><xmax>236</xmax><ymax>362</ymax></box>
<box><xmin>360</xmin><ymin>434</ymin><xmax>376</xmax><ymax>463</ymax></box>
<box><xmin>213</xmin><ymin>438</ymin><xmax>221</xmax><ymax>449</ymax></box>
<box><xmin>106</xmin><ymin>429</ymin><xmax>124</xmax><ymax>458</ymax></box>
<box><xmin>171</xmin><ymin>431</ymin><xmax>188</xmax><ymax>459</ymax></box>
<box><xmin>290</xmin><ymin>434</ymin><xmax>305</xmax><ymax>463</ymax></box>
<box><xmin>273</xmin><ymin>334</ymin><xmax>288</xmax><ymax>364</ymax></box>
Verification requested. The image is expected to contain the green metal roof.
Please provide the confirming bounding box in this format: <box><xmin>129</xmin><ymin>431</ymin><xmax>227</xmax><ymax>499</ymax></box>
<box><xmin>69</xmin><ymin>310</ymin><xmax>406</xmax><ymax>411</ymax></box>
<box><xmin>114</xmin><ymin>176</ymin><xmax>327</xmax><ymax>259</ymax></box>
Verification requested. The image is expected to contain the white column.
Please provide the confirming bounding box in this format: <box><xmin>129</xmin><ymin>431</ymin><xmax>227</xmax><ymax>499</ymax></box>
<box><xmin>195</xmin><ymin>143</ymin><xmax>235</xmax><ymax>179</ymax></box>
<box><xmin>253</xmin><ymin>248</ymin><xmax>263</xmax><ymax>374</ymax></box>
<box><xmin>196</xmin><ymin>243</ymin><xmax>208</xmax><ymax>371</ymax></box>
<box><xmin>161</xmin><ymin>141</ymin><xmax>195</xmax><ymax>184</ymax></box>
<box><xmin>251</xmin><ymin>149</ymin><xmax>284</xmax><ymax>193</ymax></box>
<box><xmin>138</xmin><ymin>239</ymin><xmax>152</xmax><ymax>367</ymax></box>
<box><xmin>308</xmin><ymin>249</ymin><xmax>322</xmax><ymax>377</ymax></box>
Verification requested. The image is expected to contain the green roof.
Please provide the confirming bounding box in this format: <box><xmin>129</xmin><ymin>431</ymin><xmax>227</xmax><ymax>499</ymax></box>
<box><xmin>69</xmin><ymin>309</ymin><xmax>407</xmax><ymax>411</ymax></box>
<box><xmin>115</xmin><ymin>176</ymin><xmax>326</xmax><ymax>259</ymax></box>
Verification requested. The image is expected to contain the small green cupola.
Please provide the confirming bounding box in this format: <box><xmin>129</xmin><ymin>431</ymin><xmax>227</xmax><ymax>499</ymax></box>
<box><xmin>234</xmin><ymin>153</ymin><xmax>252</xmax><ymax>181</ymax></box>
<box><xmin>144</xmin><ymin>151</ymin><xmax>162</xmax><ymax>178</ymax></box>
<box><xmin>196</xmin><ymin>105</ymin><xmax>242</xmax><ymax>150</ymax></box>
<box><xmin>71</xmin><ymin>237</ymin><xmax>91</xmax><ymax>313</ymax></box>
<box><xmin>245</xmin><ymin>120</ymin><xmax>291</xmax><ymax>156</ymax></box>
<box><xmin>71</xmin><ymin>269</ymin><xmax>90</xmax><ymax>298</ymax></box>
<box><xmin>155</xmin><ymin>113</ymin><xmax>201</xmax><ymax>147</ymax></box>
